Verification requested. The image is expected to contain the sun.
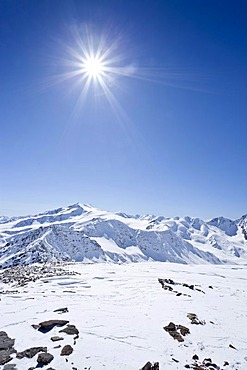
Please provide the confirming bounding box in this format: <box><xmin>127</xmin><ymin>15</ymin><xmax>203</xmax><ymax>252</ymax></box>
<box><xmin>83</xmin><ymin>55</ymin><xmax>104</xmax><ymax>79</ymax></box>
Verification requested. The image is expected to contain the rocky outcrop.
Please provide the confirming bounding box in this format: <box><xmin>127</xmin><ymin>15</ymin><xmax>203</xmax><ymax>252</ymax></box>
<box><xmin>0</xmin><ymin>332</ymin><xmax>16</xmax><ymax>365</ymax></box>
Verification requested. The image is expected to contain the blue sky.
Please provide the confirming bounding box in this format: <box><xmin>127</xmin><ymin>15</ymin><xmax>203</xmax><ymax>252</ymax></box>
<box><xmin>1</xmin><ymin>0</ymin><xmax>247</xmax><ymax>219</ymax></box>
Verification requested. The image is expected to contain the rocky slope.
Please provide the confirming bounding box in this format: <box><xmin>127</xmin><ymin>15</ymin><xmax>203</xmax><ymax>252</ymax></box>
<box><xmin>0</xmin><ymin>203</ymin><xmax>246</xmax><ymax>268</ymax></box>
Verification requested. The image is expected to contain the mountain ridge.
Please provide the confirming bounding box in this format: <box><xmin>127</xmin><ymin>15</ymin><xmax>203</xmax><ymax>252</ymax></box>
<box><xmin>0</xmin><ymin>203</ymin><xmax>246</xmax><ymax>268</ymax></box>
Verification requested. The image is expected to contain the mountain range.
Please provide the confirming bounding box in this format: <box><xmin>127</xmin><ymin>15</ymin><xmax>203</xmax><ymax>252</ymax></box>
<box><xmin>0</xmin><ymin>203</ymin><xmax>246</xmax><ymax>268</ymax></box>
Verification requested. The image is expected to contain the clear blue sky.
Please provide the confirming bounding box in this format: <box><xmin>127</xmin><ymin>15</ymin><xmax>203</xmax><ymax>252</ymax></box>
<box><xmin>1</xmin><ymin>0</ymin><xmax>247</xmax><ymax>219</ymax></box>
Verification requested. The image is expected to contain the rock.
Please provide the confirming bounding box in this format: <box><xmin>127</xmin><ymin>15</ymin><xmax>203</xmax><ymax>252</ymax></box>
<box><xmin>223</xmin><ymin>361</ymin><xmax>229</xmax><ymax>366</ymax></box>
<box><xmin>203</xmin><ymin>358</ymin><xmax>212</xmax><ymax>363</ymax></box>
<box><xmin>229</xmin><ymin>344</ymin><xmax>236</xmax><ymax>349</ymax></box>
<box><xmin>164</xmin><ymin>322</ymin><xmax>190</xmax><ymax>342</ymax></box>
<box><xmin>187</xmin><ymin>313</ymin><xmax>205</xmax><ymax>325</ymax></box>
<box><xmin>177</xmin><ymin>325</ymin><xmax>190</xmax><ymax>336</ymax></box>
<box><xmin>37</xmin><ymin>352</ymin><xmax>54</xmax><ymax>365</ymax></box>
<box><xmin>54</xmin><ymin>307</ymin><xmax>68</xmax><ymax>314</ymax></box>
<box><xmin>164</xmin><ymin>322</ymin><xmax>176</xmax><ymax>332</ymax></box>
<box><xmin>0</xmin><ymin>332</ymin><xmax>15</xmax><ymax>350</ymax></box>
<box><xmin>51</xmin><ymin>336</ymin><xmax>64</xmax><ymax>342</ymax></box>
<box><xmin>60</xmin><ymin>345</ymin><xmax>73</xmax><ymax>356</ymax></box>
<box><xmin>0</xmin><ymin>351</ymin><xmax>12</xmax><ymax>366</ymax></box>
<box><xmin>59</xmin><ymin>324</ymin><xmax>79</xmax><ymax>336</ymax></box>
<box><xmin>38</xmin><ymin>319</ymin><xmax>69</xmax><ymax>333</ymax></box>
<box><xmin>192</xmin><ymin>354</ymin><xmax>199</xmax><ymax>360</ymax></box>
<box><xmin>172</xmin><ymin>358</ymin><xmax>179</xmax><ymax>362</ymax></box>
<box><xmin>31</xmin><ymin>324</ymin><xmax>39</xmax><ymax>330</ymax></box>
<box><xmin>169</xmin><ymin>331</ymin><xmax>184</xmax><ymax>342</ymax></box>
<box><xmin>0</xmin><ymin>332</ymin><xmax>16</xmax><ymax>366</ymax></box>
<box><xmin>16</xmin><ymin>346</ymin><xmax>47</xmax><ymax>359</ymax></box>
<box><xmin>184</xmin><ymin>365</ymin><xmax>190</xmax><ymax>368</ymax></box>
<box><xmin>3</xmin><ymin>365</ymin><xmax>16</xmax><ymax>370</ymax></box>
<box><xmin>140</xmin><ymin>362</ymin><xmax>159</xmax><ymax>370</ymax></box>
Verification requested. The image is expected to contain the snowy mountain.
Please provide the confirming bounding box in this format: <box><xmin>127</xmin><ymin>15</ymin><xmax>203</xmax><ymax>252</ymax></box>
<box><xmin>0</xmin><ymin>203</ymin><xmax>246</xmax><ymax>268</ymax></box>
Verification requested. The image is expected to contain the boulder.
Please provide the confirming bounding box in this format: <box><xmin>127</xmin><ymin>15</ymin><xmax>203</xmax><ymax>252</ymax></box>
<box><xmin>16</xmin><ymin>346</ymin><xmax>47</xmax><ymax>359</ymax></box>
<box><xmin>61</xmin><ymin>345</ymin><xmax>73</xmax><ymax>356</ymax></box>
<box><xmin>37</xmin><ymin>352</ymin><xmax>54</xmax><ymax>365</ymax></box>
<box><xmin>38</xmin><ymin>320</ymin><xmax>69</xmax><ymax>333</ymax></box>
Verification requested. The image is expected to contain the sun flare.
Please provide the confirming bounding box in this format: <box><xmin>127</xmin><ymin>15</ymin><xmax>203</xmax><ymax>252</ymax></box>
<box><xmin>83</xmin><ymin>55</ymin><xmax>104</xmax><ymax>79</ymax></box>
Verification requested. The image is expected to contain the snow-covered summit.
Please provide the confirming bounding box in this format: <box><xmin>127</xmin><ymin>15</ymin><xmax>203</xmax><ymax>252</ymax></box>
<box><xmin>0</xmin><ymin>204</ymin><xmax>246</xmax><ymax>268</ymax></box>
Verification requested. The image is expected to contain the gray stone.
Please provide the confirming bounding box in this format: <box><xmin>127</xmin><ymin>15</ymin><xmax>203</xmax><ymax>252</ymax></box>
<box><xmin>51</xmin><ymin>336</ymin><xmax>64</xmax><ymax>342</ymax></box>
<box><xmin>59</xmin><ymin>324</ymin><xmax>79</xmax><ymax>336</ymax></box>
<box><xmin>37</xmin><ymin>352</ymin><xmax>54</xmax><ymax>365</ymax></box>
<box><xmin>16</xmin><ymin>346</ymin><xmax>47</xmax><ymax>359</ymax></box>
<box><xmin>38</xmin><ymin>320</ymin><xmax>69</xmax><ymax>333</ymax></box>
<box><xmin>60</xmin><ymin>345</ymin><xmax>73</xmax><ymax>356</ymax></box>
<box><xmin>0</xmin><ymin>332</ymin><xmax>15</xmax><ymax>351</ymax></box>
<box><xmin>3</xmin><ymin>365</ymin><xmax>17</xmax><ymax>370</ymax></box>
<box><xmin>54</xmin><ymin>307</ymin><xmax>68</xmax><ymax>314</ymax></box>
<box><xmin>0</xmin><ymin>350</ymin><xmax>12</xmax><ymax>365</ymax></box>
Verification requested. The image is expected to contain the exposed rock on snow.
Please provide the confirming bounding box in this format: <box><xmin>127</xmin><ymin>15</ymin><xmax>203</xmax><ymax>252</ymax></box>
<box><xmin>0</xmin><ymin>332</ymin><xmax>16</xmax><ymax>365</ymax></box>
<box><xmin>59</xmin><ymin>324</ymin><xmax>79</xmax><ymax>336</ymax></box>
<box><xmin>60</xmin><ymin>344</ymin><xmax>73</xmax><ymax>356</ymax></box>
<box><xmin>16</xmin><ymin>347</ymin><xmax>47</xmax><ymax>359</ymax></box>
<box><xmin>140</xmin><ymin>362</ymin><xmax>159</xmax><ymax>370</ymax></box>
<box><xmin>37</xmin><ymin>352</ymin><xmax>54</xmax><ymax>365</ymax></box>
<box><xmin>37</xmin><ymin>320</ymin><xmax>69</xmax><ymax>333</ymax></box>
<box><xmin>163</xmin><ymin>322</ymin><xmax>190</xmax><ymax>342</ymax></box>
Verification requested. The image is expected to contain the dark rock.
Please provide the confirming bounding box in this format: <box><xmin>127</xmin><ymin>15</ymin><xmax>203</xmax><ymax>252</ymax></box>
<box><xmin>54</xmin><ymin>345</ymin><xmax>61</xmax><ymax>349</ymax></box>
<box><xmin>141</xmin><ymin>362</ymin><xmax>159</xmax><ymax>370</ymax></box>
<box><xmin>192</xmin><ymin>354</ymin><xmax>199</xmax><ymax>360</ymax></box>
<box><xmin>172</xmin><ymin>358</ymin><xmax>179</xmax><ymax>362</ymax></box>
<box><xmin>183</xmin><ymin>283</ymin><xmax>194</xmax><ymax>290</ymax></box>
<box><xmin>59</xmin><ymin>324</ymin><xmax>79</xmax><ymax>336</ymax></box>
<box><xmin>38</xmin><ymin>320</ymin><xmax>69</xmax><ymax>333</ymax></box>
<box><xmin>51</xmin><ymin>336</ymin><xmax>64</xmax><ymax>342</ymax></box>
<box><xmin>187</xmin><ymin>313</ymin><xmax>205</xmax><ymax>325</ymax></box>
<box><xmin>0</xmin><ymin>351</ymin><xmax>12</xmax><ymax>366</ymax></box>
<box><xmin>16</xmin><ymin>346</ymin><xmax>47</xmax><ymax>359</ymax></box>
<box><xmin>169</xmin><ymin>331</ymin><xmax>184</xmax><ymax>342</ymax></box>
<box><xmin>164</xmin><ymin>322</ymin><xmax>176</xmax><ymax>332</ymax></box>
<box><xmin>229</xmin><ymin>344</ymin><xmax>236</xmax><ymax>349</ymax></box>
<box><xmin>32</xmin><ymin>324</ymin><xmax>40</xmax><ymax>330</ymax></box>
<box><xmin>60</xmin><ymin>345</ymin><xmax>73</xmax><ymax>356</ymax></box>
<box><xmin>3</xmin><ymin>365</ymin><xmax>17</xmax><ymax>370</ymax></box>
<box><xmin>164</xmin><ymin>322</ymin><xmax>189</xmax><ymax>342</ymax></box>
<box><xmin>0</xmin><ymin>332</ymin><xmax>15</xmax><ymax>350</ymax></box>
<box><xmin>177</xmin><ymin>325</ymin><xmax>190</xmax><ymax>336</ymax></box>
<box><xmin>37</xmin><ymin>352</ymin><xmax>54</xmax><ymax>365</ymax></box>
<box><xmin>203</xmin><ymin>358</ymin><xmax>212</xmax><ymax>363</ymax></box>
<box><xmin>54</xmin><ymin>307</ymin><xmax>68</xmax><ymax>314</ymax></box>
<box><xmin>184</xmin><ymin>365</ymin><xmax>190</xmax><ymax>368</ymax></box>
<box><xmin>223</xmin><ymin>361</ymin><xmax>229</xmax><ymax>366</ymax></box>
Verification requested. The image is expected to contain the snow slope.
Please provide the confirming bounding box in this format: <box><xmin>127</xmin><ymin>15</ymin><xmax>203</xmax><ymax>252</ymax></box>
<box><xmin>0</xmin><ymin>203</ymin><xmax>246</xmax><ymax>267</ymax></box>
<box><xmin>0</xmin><ymin>262</ymin><xmax>247</xmax><ymax>369</ymax></box>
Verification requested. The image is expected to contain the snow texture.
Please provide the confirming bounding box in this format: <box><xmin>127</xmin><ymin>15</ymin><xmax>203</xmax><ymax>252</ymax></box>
<box><xmin>0</xmin><ymin>203</ymin><xmax>246</xmax><ymax>267</ymax></box>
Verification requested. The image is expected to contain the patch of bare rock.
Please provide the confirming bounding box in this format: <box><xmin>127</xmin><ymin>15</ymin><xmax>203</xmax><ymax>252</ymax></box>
<box><xmin>0</xmin><ymin>331</ymin><xmax>16</xmax><ymax>365</ymax></box>
<box><xmin>0</xmin><ymin>263</ymin><xmax>79</xmax><ymax>287</ymax></box>
<box><xmin>140</xmin><ymin>361</ymin><xmax>159</xmax><ymax>370</ymax></box>
<box><xmin>164</xmin><ymin>322</ymin><xmax>190</xmax><ymax>342</ymax></box>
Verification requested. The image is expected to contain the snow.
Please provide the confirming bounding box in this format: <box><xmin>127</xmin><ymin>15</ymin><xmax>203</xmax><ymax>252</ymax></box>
<box><xmin>0</xmin><ymin>204</ymin><xmax>246</xmax><ymax>267</ymax></box>
<box><xmin>1</xmin><ymin>262</ymin><xmax>247</xmax><ymax>369</ymax></box>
